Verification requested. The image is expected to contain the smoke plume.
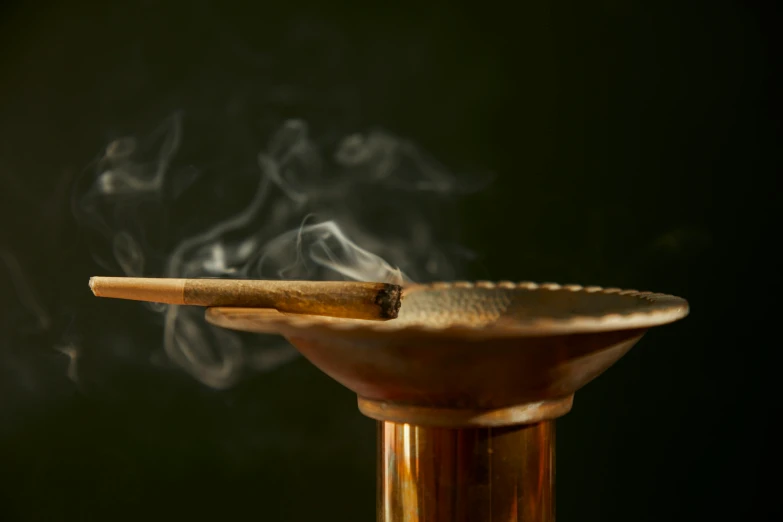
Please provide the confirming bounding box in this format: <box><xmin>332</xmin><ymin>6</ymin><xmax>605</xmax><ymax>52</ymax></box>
<box><xmin>73</xmin><ymin>113</ymin><xmax>473</xmax><ymax>388</ymax></box>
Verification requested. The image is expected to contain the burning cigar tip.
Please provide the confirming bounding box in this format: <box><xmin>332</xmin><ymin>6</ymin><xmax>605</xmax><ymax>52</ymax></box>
<box><xmin>375</xmin><ymin>283</ymin><xmax>403</xmax><ymax>319</ymax></box>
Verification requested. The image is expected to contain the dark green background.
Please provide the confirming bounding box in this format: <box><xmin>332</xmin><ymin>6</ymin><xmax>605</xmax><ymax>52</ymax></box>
<box><xmin>0</xmin><ymin>1</ymin><xmax>775</xmax><ymax>520</ymax></box>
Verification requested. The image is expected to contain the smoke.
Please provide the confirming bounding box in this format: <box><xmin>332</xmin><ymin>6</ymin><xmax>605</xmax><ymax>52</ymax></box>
<box><xmin>253</xmin><ymin>219</ymin><xmax>404</xmax><ymax>284</ymax></box>
<box><xmin>0</xmin><ymin>250</ymin><xmax>51</xmax><ymax>332</ymax></box>
<box><xmin>73</xmin><ymin>113</ymin><xmax>474</xmax><ymax>388</ymax></box>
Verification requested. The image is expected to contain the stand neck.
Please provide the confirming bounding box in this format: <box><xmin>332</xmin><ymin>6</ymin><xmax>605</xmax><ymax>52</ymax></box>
<box><xmin>377</xmin><ymin>420</ymin><xmax>555</xmax><ymax>521</ymax></box>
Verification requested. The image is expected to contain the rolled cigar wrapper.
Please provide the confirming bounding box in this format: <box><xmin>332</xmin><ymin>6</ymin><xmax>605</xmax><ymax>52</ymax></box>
<box><xmin>89</xmin><ymin>277</ymin><xmax>402</xmax><ymax>320</ymax></box>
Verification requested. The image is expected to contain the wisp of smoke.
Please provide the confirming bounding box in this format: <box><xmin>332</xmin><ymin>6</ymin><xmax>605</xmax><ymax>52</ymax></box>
<box><xmin>74</xmin><ymin>114</ymin><xmax>474</xmax><ymax>388</ymax></box>
<box><xmin>0</xmin><ymin>249</ymin><xmax>51</xmax><ymax>332</ymax></box>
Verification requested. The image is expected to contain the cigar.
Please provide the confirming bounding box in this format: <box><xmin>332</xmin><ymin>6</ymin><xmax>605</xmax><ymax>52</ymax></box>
<box><xmin>89</xmin><ymin>277</ymin><xmax>402</xmax><ymax>320</ymax></box>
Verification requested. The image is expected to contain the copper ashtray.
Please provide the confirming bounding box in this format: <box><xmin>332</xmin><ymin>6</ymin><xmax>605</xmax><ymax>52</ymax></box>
<box><xmin>207</xmin><ymin>281</ymin><xmax>688</xmax><ymax>522</ymax></box>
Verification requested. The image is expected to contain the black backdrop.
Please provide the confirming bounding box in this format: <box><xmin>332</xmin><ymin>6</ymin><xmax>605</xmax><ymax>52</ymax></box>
<box><xmin>0</xmin><ymin>1</ymin><xmax>776</xmax><ymax>521</ymax></box>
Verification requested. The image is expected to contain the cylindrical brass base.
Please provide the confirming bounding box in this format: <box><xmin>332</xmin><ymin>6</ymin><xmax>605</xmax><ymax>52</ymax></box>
<box><xmin>378</xmin><ymin>420</ymin><xmax>555</xmax><ymax>522</ymax></box>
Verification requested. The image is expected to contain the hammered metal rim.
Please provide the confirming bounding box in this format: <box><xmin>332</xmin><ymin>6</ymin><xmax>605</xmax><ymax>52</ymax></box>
<box><xmin>205</xmin><ymin>281</ymin><xmax>689</xmax><ymax>338</ymax></box>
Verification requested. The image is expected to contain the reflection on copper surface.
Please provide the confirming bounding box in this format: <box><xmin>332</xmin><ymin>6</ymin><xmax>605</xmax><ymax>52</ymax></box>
<box><xmin>379</xmin><ymin>421</ymin><xmax>554</xmax><ymax>521</ymax></box>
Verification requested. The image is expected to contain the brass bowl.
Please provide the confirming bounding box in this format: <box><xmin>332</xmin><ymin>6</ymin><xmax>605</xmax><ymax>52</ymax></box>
<box><xmin>206</xmin><ymin>282</ymin><xmax>688</xmax><ymax>427</ymax></box>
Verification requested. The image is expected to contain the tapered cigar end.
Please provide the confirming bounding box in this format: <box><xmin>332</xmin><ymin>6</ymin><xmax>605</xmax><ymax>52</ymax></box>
<box><xmin>375</xmin><ymin>284</ymin><xmax>403</xmax><ymax>319</ymax></box>
<box><xmin>89</xmin><ymin>276</ymin><xmax>186</xmax><ymax>304</ymax></box>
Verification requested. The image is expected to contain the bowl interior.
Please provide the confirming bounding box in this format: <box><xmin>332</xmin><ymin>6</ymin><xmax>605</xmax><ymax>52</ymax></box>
<box><xmin>395</xmin><ymin>283</ymin><xmax>673</xmax><ymax>327</ymax></box>
<box><xmin>206</xmin><ymin>282</ymin><xmax>689</xmax><ymax>338</ymax></box>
